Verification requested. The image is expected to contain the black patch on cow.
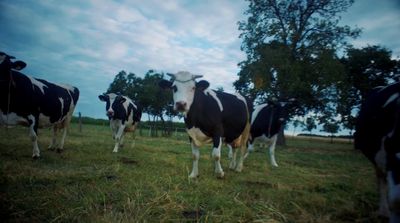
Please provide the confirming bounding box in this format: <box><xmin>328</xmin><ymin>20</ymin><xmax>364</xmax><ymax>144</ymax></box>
<box><xmin>1</xmin><ymin>54</ymin><xmax>80</xmax><ymax>128</ymax></box>
<box><xmin>354</xmin><ymin>82</ymin><xmax>400</xmax><ymax>163</ymax></box>
<box><xmin>184</xmin><ymin>88</ymin><xmax>248</xmax><ymax>144</ymax></box>
<box><xmin>250</xmin><ymin>103</ymin><xmax>287</xmax><ymax>141</ymax></box>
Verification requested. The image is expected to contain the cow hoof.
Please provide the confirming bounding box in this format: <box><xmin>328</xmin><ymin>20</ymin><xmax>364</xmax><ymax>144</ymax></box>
<box><xmin>48</xmin><ymin>147</ymin><xmax>55</xmax><ymax>151</ymax></box>
<box><xmin>113</xmin><ymin>150</ymin><xmax>118</xmax><ymax>153</ymax></box>
<box><xmin>32</xmin><ymin>155</ymin><xmax>40</xmax><ymax>160</ymax></box>
<box><xmin>56</xmin><ymin>148</ymin><xmax>63</xmax><ymax>153</ymax></box>
<box><xmin>235</xmin><ymin>167</ymin><xmax>243</xmax><ymax>173</ymax></box>
<box><xmin>216</xmin><ymin>172</ymin><xmax>225</xmax><ymax>179</ymax></box>
<box><xmin>188</xmin><ymin>173</ymin><xmax>199</xmax><ymax>179</ymax></box>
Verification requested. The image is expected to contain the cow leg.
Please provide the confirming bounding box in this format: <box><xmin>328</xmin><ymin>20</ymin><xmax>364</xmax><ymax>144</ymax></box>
<box><xmin>120</xmin><ymin>133</ymin><xmax>125</xmax><ymax>148</ymax></box>
<box><xmin>58</xmin><ymin>127</ymin><xmax>68</xmax><ymax>152</ymax></box>
<box><xmin>235</xmin><ymin>144</ymin><xmax>247</xmax><ymax>172</ymax></box>
<box><xmin>235</xmin><ymin>121</ymin><xmax>250</xmax><ymax>172</ymax></box>
<box><xmin>388</xmin><ymin>170</ymin><xmax>400</xmax><ymax>221</ymax></box>
<box><xmin>28</xmin><ymin>115</ymin><xmax>40</xmax><ymax>158</ymax></box>
<box><xmin>48</xmin><ymin>126</ymin><xmax>58</xmax><ymax>150</ymax></box>
<box><xmin>269</xmin><ymin>134</ymin><xmax>279</xmax><ymax>167</ymax></box>
<box><xmin>189</xmin><ymin>141</ymin><xmax>200</xmax><ymax>178</ymax></box>
<box><xmin>110</xmin><ymin>122</ymin><xmax>117</xmax><ymax>140</ymax></box>
<box><xmin>212</xmin><ymin>137</ymin><xmax>224</xmax><ymax>178</ymax></box>
<box><xmin>227</xmin><ymin>144</ymin><xmax>233</xmax><ymax>159</ymax></box>
<box><xmin>375</xmin><ymin>167</ymin><xmax>390</xmax><ymax>217</ymax></box>
<box><xmin>228</xmin><ymin>144</ymin><xmax>237</xmax><ymax>169</ymax></box>
<box><xmin>244</xmin><ymin>138</ymin><xmax>254</xmax><ymax>159</ymax></box>
<box><xmin>113</xmin><ymin>124</ymin><xmax>125</xmax><ymax>152</ymax></box>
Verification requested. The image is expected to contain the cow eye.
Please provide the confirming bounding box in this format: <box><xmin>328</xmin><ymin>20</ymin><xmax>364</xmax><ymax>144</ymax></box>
<box><xmin>172</xmin><ymin>85</ymin><xmax>177</xmax><ymax>93</ymax></box>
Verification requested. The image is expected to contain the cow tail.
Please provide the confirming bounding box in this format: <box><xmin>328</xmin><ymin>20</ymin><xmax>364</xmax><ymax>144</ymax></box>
<box><xmin>72</xmin><ymin>87</ymin><xmax>80</xmax><ymax>106</ymax></box>
<box><xmin>241</xmin><ymin>97</ymin><xmax>252</xmax><ymax>150</ymax></box>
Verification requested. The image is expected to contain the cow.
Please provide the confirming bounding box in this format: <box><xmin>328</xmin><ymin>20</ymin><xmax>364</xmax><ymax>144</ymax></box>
<box><xmin>98</xmin><ymin>93</ymin><xmax>142</xmax><ymax>152</ymax></box>
<box><xmin>243</xmin><ymin>101</ymin><xmax>290</xmax><ymax>167</ymax></box>
<box><xmin>354</xmin><ymin>81</ymin><xmax>400</xmax><ymax>222</ymax></box>
<box><xmin>0</xmin><ymin>52</ymin><xmax>79</xmax><ymax>158</ymax></box>
<box><xmin>159</xmin><ymin>71</ymin><xmax>250</xmax><ymax>179</ymax></box>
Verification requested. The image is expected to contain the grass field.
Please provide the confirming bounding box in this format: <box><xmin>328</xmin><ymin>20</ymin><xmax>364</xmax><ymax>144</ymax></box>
<box><xmin>0</xmin><ymin>124</ymin><xmax>385</xmax><ymax>222</ymax></box>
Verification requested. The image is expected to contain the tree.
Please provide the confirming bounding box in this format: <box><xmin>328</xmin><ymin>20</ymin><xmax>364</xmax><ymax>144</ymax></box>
<box><xmin>321</xmin><ymin>120</ymin><xmax>340</xmax><ymax>143</ymax></box>
<box><xmin>303</xmin><ymin>117</ymin><xmax>317</xmax><ymax>136</ymax></box>
<box><xmin>107</xmin><ymin>71</ymin><xmax>128</xmax><ymax>94</ymax></box>
<box><xmin>106</xmin><ymin>70</ymin><xmax>174</xmax><ymax>136</ymax></box>
<box><xmin>337</xmin><ymin>45</ymin><xmax>399</xmax><ymax>133</ymax></box>
<box><xmin>235</xmin><ymin>0</ymin><xmax>361</xmax><ymax>144</ymax></box>
<box><xmin>139</xmin><ymin>70</ymin><xmax>172</xmax><ymax>136</ymax></box>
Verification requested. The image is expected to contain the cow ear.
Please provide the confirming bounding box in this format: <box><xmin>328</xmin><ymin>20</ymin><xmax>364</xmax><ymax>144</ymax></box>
<box><xmin>159</xmin><ymin>80</ymin><xmax>173</xmax><ymax>90</ymax></box>
<box><xmin>12</xmin><ymin>60</ymin><xmax>27</xmax><ymax>70</ymax></box>
<box><xmin>98</xmin><ymin>94</ymin><xmax>108</xmax><ymax>101</ymax></box>
<box><xmin>196</xmin><ymin>80</ymin><xmax>209</xmax><ymax>91</ymax></box>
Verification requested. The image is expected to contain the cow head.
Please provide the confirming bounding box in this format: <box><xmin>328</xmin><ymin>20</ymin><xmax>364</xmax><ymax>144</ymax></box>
<box><xmin>267</xmin><ymin>98</ymin><xmax>295</xmax><ymax>123</ymax></box>
<box><xmin>159</xmin><ymin>71</ymin><xmax>206</xmax><ymax>113</ymax></box>
<box><xmin>0</xmin><ymin>52</ymin><xmax>27</xmax><ymax>80</ymax></box>
<box><xmin>98</xmin><ymin>93</ymin><xmax>126</xmax><ymax>119</ymax></box>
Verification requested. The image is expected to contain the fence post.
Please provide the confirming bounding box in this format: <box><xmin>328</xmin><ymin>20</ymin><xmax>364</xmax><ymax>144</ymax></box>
<box><xmin>78</xmin><ymin>112</ymin><xmax>82</xmax><ymax>133</ymax></box>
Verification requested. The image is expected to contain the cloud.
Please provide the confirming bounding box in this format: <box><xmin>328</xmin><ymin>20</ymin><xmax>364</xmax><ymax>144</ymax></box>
<box><xmin>1</xmin><ymin>0</ymin><xmax>398</xmax><ymax>119</ymax></box>
<box><xmin>0</xmin><ymin>0</ymin><xmax>248</xmax><ymax>118</ymax></box>
<box><xmin>340</xmin><ymin>0</ymin><xmax>400</xmax><ymax>56</ymax></box>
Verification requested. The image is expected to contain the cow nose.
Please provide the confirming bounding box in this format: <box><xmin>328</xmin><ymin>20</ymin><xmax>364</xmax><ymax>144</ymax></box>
<box><xmin>175</xmin><ymin>101</ymin><xmax>187</xmax><ymax>111</ymax></box>
<box><xmin>107</xmin><ymin>110</ymin><xmax>114</xmax><ymax>117</ymax></box>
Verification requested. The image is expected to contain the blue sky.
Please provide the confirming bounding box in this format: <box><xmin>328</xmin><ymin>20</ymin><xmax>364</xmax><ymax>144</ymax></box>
<box><xmin>1</xmin><ymin>0</ymin><xmax>399</xmax><ymax>124</ymax></box>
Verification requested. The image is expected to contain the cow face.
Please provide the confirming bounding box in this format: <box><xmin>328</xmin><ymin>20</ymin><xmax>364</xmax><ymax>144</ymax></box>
<box><xmin>159</xmin><ymin>71</ymin><xmax>204</xmax><ymax>113</ymax></box>
<box><xmin>98</xmin><ymin>93</ymin><xmax>126</xmax><ymax>119</ymax></box>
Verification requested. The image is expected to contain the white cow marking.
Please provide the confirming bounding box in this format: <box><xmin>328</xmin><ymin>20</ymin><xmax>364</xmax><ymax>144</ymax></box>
<box><xmin>375</xmin><ymin>138</ymin><xmax>388</xmax><ymax>171</ymax></box>
<box><xmin>251</xmin><ymin>104</ymin><xmax>268</xmax><ymax>125</ymax></box>
<box><xmin>204</xmin><ymin>89</ymin><xmax>223</xmax><ymax>112</ymax></box>
<box><xmin>234</xmin><ymin>93</ymin><xmax>247</xmax><ymax>105</ymax></box>
<box><xmin>59</xmin><ymin>97</ymin><xmax>64</xmax><ymax>116</ymax></box>
<box><xmin>186</xmin><ymin>127</ymin><xmax>212</xmax><ymax>147</ymax></box>
<box><xmin>27</xmin><ymin>76</ymin><xmax>47</xmax><ymax>94</ymax></box>
<box><xmin>383</xmin><ymin>93</ymin><xmax>400</xmax><ymax>108</ymax></box>
<box><xmin>0</xmin><ymin>111</ymin><xmax>28</xmax><ymax>126</ymax></box>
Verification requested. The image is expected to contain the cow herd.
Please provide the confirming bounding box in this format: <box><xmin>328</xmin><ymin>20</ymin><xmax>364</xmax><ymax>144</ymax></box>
<box><xmin>1</xmin><ymin>51</ymin><xmax>399</xmax><ymax>221</ymax></box>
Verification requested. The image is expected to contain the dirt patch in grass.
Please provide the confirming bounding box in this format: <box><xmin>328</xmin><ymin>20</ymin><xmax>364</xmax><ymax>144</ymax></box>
<box><xmin>119</xmin><ymin>157</ymin><xmax>139</xmax><ymax>165</ymax></box>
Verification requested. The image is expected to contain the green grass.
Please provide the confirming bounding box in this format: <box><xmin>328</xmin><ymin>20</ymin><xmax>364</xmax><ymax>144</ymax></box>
<box><xmin>0</xmin><ymin>124</ymin><xmax>384</xmax><ymax>222</ymax></box>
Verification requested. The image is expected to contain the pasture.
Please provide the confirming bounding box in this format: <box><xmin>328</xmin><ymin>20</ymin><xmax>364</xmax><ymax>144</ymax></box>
<box><xmin>0</xmin><ymin>124</ymin><xmax>384</xmax><ymax>222</ymax></box>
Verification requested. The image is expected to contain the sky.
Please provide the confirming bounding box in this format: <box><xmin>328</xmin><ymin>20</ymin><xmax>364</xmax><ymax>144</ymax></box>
<box><xmin>1</xmin><ymin>0</ymin><xmax>400</xmax><ymax>128</ymax></box>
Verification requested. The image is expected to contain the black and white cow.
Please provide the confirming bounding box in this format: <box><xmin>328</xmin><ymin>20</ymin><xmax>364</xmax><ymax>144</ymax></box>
<box><xmin>159</xmin><ymin>71</ymin><xmax>250</xmax><ymax>178</ymax></box>
<box><xmin>98</xmin><ymin>93</ymin><xmax>142</xmax><ymax>152</ymax></box>
<box><xmin>0</xmin><ymin>52</ymin><xmax>79</xmax><ymax>158</ymax></box>
<box><xmin>354</xmin><ymin>81</ymin><xmax>400</xmax><ymax>222</ymax></box>
<box><xmin>243</xmin><ymin>101</ymin><xmax>290</xmax><ymax>167</ymax></box>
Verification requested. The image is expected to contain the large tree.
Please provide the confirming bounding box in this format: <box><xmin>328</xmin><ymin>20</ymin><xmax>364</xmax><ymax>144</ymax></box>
<box><xmin>337</xmin><ymin>45</ymin><xmax>399</xmax><ymax>134</ymax></box>
<box><xmin>235</xmin><ymin>0</ymin><xmax>361</xmax><ymax>142</ymax></box>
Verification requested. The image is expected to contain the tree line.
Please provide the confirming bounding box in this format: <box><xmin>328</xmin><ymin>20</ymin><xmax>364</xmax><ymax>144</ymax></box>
<box><xmin>104</xmin><ymin>0</ymin><xmax>399</xmax><ymax>139</ymax></box>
